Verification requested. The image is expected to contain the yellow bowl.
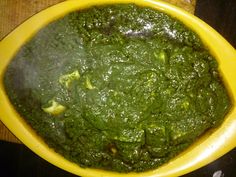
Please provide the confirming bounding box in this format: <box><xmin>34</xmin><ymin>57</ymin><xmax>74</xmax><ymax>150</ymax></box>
<box><xmin>0</xmin><ymin>0</ymin><xmax>236</xmax><ymax>176</ymax></box>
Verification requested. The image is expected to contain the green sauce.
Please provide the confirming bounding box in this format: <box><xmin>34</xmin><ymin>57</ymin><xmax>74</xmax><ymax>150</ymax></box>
<box><xmin>4</xmin><ymin>4</ymin><xmax>231</xmax><ymax>172</ymax></box>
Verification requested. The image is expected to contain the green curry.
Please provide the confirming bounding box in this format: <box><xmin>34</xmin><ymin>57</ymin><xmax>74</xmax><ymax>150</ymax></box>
<box><xmin>4</xmin><ymin>4</ymin><xmax>231</xmax><ymax>172</ymax></box>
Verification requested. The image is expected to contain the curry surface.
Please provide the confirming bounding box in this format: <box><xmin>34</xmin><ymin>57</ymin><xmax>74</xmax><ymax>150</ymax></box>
<box><xmin>4</xmin><ymin>4</ymin><xmax>231</xmax><ymax>172</ymax></box>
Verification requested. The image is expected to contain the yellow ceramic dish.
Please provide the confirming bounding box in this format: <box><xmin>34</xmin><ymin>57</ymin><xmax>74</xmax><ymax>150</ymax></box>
<box><xmin>0</xmin><ymin>0</ymin><xmax>236</xmax><ymax>176</ymax></box>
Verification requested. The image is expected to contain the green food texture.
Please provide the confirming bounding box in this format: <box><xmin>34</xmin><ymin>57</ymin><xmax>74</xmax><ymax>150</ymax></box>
<box><xmin>4</xmin><ymin>4</ymin><xmax>231</xmax><ymax>172</ymax></box>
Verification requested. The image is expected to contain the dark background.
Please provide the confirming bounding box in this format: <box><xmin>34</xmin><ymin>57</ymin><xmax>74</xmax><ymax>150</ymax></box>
<box><xmin>0</xmin><ymin>0</ymin><xmax>235</xmax><ymax>176</ymax></box>
<box><xmin>195</xmin><ymin>0</ymin><xmax>236</xmax><ymax>48</ymax></box>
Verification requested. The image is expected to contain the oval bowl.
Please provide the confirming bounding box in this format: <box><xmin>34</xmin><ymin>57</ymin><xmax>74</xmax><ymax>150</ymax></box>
<box><xmin>0</xmin><ymin>0</ymin><xmax>236</xmax><ymax>176</ymax></box>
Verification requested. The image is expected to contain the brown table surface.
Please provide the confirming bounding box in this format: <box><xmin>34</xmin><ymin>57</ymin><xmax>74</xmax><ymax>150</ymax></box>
<box><xmin>0</xmin><ymin>0</ymin><xmax>196</xmax><ymax>143</ymax></box>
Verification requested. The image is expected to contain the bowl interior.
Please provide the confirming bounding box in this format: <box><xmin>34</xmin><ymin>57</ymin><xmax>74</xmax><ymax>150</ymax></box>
<box><xmin>0</xmin><ymin>0</ymin><xmax>236</xmax><ymax>177</ymax></box>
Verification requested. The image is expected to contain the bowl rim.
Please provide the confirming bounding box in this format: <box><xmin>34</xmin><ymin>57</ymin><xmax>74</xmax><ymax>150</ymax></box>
<box><xmin>0</xmin><ymin>0</ymin><xmax>236</xmax><ymax>177</ymax></box>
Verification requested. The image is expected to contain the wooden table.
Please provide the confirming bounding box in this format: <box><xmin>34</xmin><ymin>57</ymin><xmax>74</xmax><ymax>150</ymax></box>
<box><xmin>0</xmin><ymin>0</ymin><xmax>196</xmax><ymax>143</ymax></box>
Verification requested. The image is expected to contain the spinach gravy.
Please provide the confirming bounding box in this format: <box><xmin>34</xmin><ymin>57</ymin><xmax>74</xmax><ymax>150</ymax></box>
<box><xmin>4</xmin><ymin>4</ymin><xmax>231</xmax><ymax>172</ymax></box>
